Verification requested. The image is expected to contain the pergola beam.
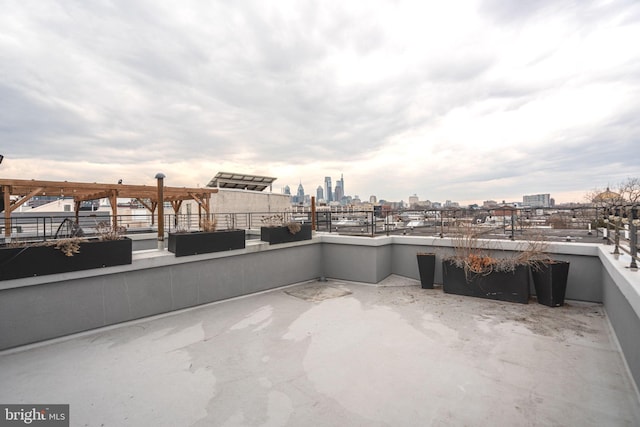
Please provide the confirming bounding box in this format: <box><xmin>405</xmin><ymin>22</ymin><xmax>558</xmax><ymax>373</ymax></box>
<box><xmin>8</xmin><ymin>187</ymin><xmax>44</xmax><ymax>213</ymax></box>
<box><xmin>0</xmin><ymin>178</ymin><xmax>218</xmax><ymax>238</ymax></box>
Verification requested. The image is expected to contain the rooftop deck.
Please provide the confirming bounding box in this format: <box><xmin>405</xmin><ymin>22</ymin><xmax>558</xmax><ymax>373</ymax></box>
<box><xmin>2</xmin><ymin>276</ymin><xmax>638</xmax><ymax>426</ymax></box>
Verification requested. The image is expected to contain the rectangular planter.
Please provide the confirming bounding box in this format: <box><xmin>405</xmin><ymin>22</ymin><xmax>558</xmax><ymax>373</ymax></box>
<box><xmin>0</xmin><ymin>238</ymin><xmax>132</xmax><ymax>281</ymax></box>
<box><xmin>417</xmin><ymin>253</ymin><xmax>436</xmax><ymax>289</ymax></box>
<box><xmin>442</xmin><ymin>259</ymin><xmax>530</xmax><ymax>304</ymax></box>
<box><xmin>260</xmin><ymin>224</ymin><xmax>312</xmax><ymax>245</ymax></box>
<box><xmin>532</xmin><ymin>261</ymin><xmax>570</xmax><ymax>307</ymax></box>
<box><xmin>168</xmin><ymin>230</ymin><xmax>245</xmax><ymax>257</ymax></box>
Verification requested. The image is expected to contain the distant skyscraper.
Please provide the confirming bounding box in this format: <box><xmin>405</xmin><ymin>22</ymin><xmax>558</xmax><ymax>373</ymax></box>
<box><xmin>324</xmin><ymin>177</ymin><xmax>333</xmax><ymax>202</ymax></box>
<box><xmin>339</xmin><ymin>173</ymin><xmax>344</xmax><ymax>198</ymax></box>
<box><xmin>283</xmin><ymin>185</ymin><xmax>291</xmax><ymax>195</ymax></box>
<box><xmin>296</xmin><ymin>182</ymin><xmax>304</xmax><ymax>200</ymax></box>
<box><xmin>369</xmin><ymin>195</ymin><xmax>377</xmax><ymax>204</ymax></box>
<box><xmin>334</xmin><ymin>180</ymin><xmax>344</xmax><ymax>204</ymax></box>
<box><xmin>316</xmin><ymin>186</ymin><xmax>324</xmax><ymax>201</ymax></box>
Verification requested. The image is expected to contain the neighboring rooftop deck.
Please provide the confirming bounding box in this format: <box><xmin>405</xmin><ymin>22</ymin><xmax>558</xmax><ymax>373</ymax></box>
<box><xmin>1</xmin><ymin>276</ymin><xmax>638</xmax><ymax>426</ymax></box>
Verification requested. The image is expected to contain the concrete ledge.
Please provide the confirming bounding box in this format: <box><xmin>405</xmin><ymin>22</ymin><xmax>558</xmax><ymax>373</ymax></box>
<box><xmin>599</xmin><ymin>246</ymin><xmax>640</xmax><ymax>391</ymax></box>
<box><xmin>0</xmin><ymin>237</ymin><xmax>320</xmax><ymax>291</ymax></box>
<box><xmin>599</xmin><ymin>247</ymin><xmax>640</xmax><ymax>320</ymax></box>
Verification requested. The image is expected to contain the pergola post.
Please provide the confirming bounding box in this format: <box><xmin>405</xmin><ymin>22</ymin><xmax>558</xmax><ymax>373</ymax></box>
<box><xmin>3</xmin><ymin>186</ymin><xmax>10</xmax><ymax>240</ymax></box>
<box><xmin>109</xmin><ymin>190</ymin><xmax>118</xmax><ymax>229</ymax></box>
<box><xmin>156</xmin><ymin>173</ymin><xmax>165</xmax><ymax>250</ymax></box>
<box><xmin>74</xmin><ymin>200</ymin><xmax>81</xmax><ymax>223</ymax></box>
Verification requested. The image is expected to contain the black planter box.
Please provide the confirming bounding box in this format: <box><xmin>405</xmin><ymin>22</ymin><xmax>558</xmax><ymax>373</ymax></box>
<box><xmin>442</xmin><ymin>259</ymin><xmax>530</xmax><ymax>304</ymax></box>
<box><xmin>260</xmin><ymin>224</ymin><xmax>312</xmax><ymax>245</ymax></box>
<box><xmin>0</xmin><ymin>238</ymin><xmax>132</xmax><ymax>281</ymax></box>
<box><xmin>532</xmin><ymin>261</ymin><xmax>570</xmax><ymax>307</ymax></box>
<box><xmin>168</xmin><ymin>230</ymin><xmax>245</xmax><ymax>257</ymax></box>
<box><xmin>417</xmin><ymin>253</ymin><xmax>436</xmax><ymax>289</ymax></box>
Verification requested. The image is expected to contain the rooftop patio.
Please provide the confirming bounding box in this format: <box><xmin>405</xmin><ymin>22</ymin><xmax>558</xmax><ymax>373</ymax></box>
<box><xmin>1</xmin><ymin>275</ymin><xmax>638</xmax><ymax>426</ymax></box>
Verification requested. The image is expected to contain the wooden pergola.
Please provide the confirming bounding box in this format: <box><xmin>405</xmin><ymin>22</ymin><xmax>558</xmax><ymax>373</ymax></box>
<box><xmin>0</xmin><ymin>178</ymin><xmax>218</xmax><ymax>238</ymax></box>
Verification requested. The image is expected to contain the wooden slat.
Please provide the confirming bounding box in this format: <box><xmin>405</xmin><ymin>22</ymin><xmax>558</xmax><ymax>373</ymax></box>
<box><xmin>0</xmin><ymin>178</ymin><xmax>218</xmax><ymax>205</ymax></box>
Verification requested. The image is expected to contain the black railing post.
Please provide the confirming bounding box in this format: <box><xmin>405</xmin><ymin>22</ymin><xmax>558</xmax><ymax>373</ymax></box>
<box><xmin>371</xmin><ymin>211</ymin><xmax>374</xmax><ymax>237</ymax></box>
<box><xmin>630</xmin><ymin>206</ymin><xmax>638</xmax><ymax>270</ymax></box>
<box><xmin>614</xmin><ymin>206</ymin><xmax>621</xmax><ymax>255</ymax></box>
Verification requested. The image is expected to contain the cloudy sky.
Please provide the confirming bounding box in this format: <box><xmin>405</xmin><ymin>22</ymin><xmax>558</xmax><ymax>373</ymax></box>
<box><xmin>1</xmin><ymin>0</ymin><xmax>639</xmax><ymax>204</ymax></box>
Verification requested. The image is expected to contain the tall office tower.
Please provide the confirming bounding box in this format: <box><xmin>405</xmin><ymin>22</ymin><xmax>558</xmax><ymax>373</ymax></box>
<box><xmin>324</xmin><ymin>177</ymin><xmax>333</xmax><ymax>202</ymax></box>
<box><xmin>334</xmin><ymin>180</ymin><xmax>344</xmax><ymax>204</ymax></box>
<box><xmin>283</xmin><ymin>185</ymin><xmax>291</xmax><ymax>195</ymax></box>
<box><xmin>339</xmin><ymin>174</ymin><xmax>344</xmax><ymax>197</ymax></box>
<box><xmin>297</xmin><ymin>183</ymin><xmax>305</xmax><ymax>200</ymax></box>
<box><xmin>316</xmin><ymin>186</ymin><xmax>324</xmax><ymax>201</ymax></box>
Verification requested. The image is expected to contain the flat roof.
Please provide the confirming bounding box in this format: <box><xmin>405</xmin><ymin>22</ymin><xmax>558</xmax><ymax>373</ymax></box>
<box><xmin>207</xmin><ymin>172</ymin><xmax>276</xmax><ymax>192</ymax></box>
<box><xmin>1</xmin><ymin>276</ymin><xmax>638</xmax><ymax>425</ymax></box>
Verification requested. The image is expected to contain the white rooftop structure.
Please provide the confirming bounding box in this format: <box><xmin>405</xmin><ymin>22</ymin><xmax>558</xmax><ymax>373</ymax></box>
<box><xmin>207</xmin><ymin>172</ymin><xmax>277</xmax><ymax>192</ymax></box>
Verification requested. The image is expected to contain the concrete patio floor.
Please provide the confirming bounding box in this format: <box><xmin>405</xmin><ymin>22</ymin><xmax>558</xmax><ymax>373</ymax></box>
<box><xmin>1</xmin><ymin>276</ymin><xmax>639</xmax><ymax>426</ymax></box>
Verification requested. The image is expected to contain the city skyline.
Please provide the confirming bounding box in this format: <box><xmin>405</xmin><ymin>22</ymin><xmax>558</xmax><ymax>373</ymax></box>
<box><xmin>1</xmin><ymin>2</ymin><xmax>639</xmax><ymax>204</ymax></box>
<box><xmin>283</xmin><ymin>177</ymin><xmax>560</xmax><ymax>208</ymax></box>
<box><xmin>283</xmin><ymin>172</ymin><xmax>555</xmax><ymax>207</ymax></box>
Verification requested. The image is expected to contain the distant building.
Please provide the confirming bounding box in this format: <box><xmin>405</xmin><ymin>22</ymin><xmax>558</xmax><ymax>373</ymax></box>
<box><xmin>369</xmin><ymin>195</ymin><xmax>377</xmax><ymax>204</ymax></box>
<box><xmin>316</xmin><ymin>186</ymin><xmax>324</xmax><ymax>201</ymax></box>
<box><xmin>334</xmin><ymin>180</ymin><xmax>344</xmax><ymax>204</ymax></box>
<box><xmin>27</xmin><ymin>196</ymin><xmax>63</xmax><ymax>208</ymax></box>
<box><xmin>324</xmin><ymin>177</ymin><xmax>333</xmax><ymax>202</ymax></box>
<box><xmin>523</xmin><ymin>193</ymin><xmax>551</xmax><ymax>208</ymax></box>
<box><xmin>483</xmin><ymin>200</ymin><xmax>498</xmax><ymax>208</ymax></box>
<box><xmin>294</xmin><ymin>183</ymin><xmax>305</xmax><ymax>205</ymax></box>
<box><xmin>204</xmin><ymin>172</ymin><xmax>289</xmax><ymax>213</ymax></box>
<box><xmin>408</xmin><ymin>194</ymin><xmax>419</xmax><ymax>207</ymax></box>
<box><xmin>592</xmin><ymin>188</ymin><xmax>621</xmax><ymax>205</ymax></box>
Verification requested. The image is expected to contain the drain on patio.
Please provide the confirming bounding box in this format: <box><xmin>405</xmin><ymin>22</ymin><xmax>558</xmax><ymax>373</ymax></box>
<box><xmin>285</xmin><ymin>284</ymin><xmax>352</xmax><ymax>302</ymax></box>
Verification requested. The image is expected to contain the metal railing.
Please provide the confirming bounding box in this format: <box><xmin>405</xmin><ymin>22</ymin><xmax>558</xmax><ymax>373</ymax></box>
<box><xmin>600</xmin><ymin>205</ymin><xmax>639</xmax><ymax>270</ymax></box>
<box><xmin>2</xmin><ymin>206</ymin><xmax>637</xmax><ymax>269</ymax></box>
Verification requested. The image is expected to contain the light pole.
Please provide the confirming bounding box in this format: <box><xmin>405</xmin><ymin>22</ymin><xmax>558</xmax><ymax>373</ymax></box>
<box><xmin>155</xmin><ymin>173</ymin><xmax>165</xmax><ymax>250</ymax></box>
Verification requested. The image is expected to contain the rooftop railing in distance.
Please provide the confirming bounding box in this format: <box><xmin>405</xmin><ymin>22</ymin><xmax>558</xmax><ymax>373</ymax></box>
<box><xmin>0</xmin><ymin>206</ymin><xmax>637</xmax><ymax>269</ymax></box>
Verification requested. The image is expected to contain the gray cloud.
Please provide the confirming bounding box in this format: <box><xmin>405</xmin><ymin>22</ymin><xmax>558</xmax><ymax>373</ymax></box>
<box><xmin>1</xmin><ymin>0</ymin><xmax>639</xmax><ymax>203</ymax></box>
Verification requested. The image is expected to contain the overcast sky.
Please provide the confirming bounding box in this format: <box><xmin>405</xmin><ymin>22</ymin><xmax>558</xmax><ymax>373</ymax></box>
<box><xmin>1</xmin><ymin>0</ymin><xmax>639</xmax><ymax>204</ymax></box>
